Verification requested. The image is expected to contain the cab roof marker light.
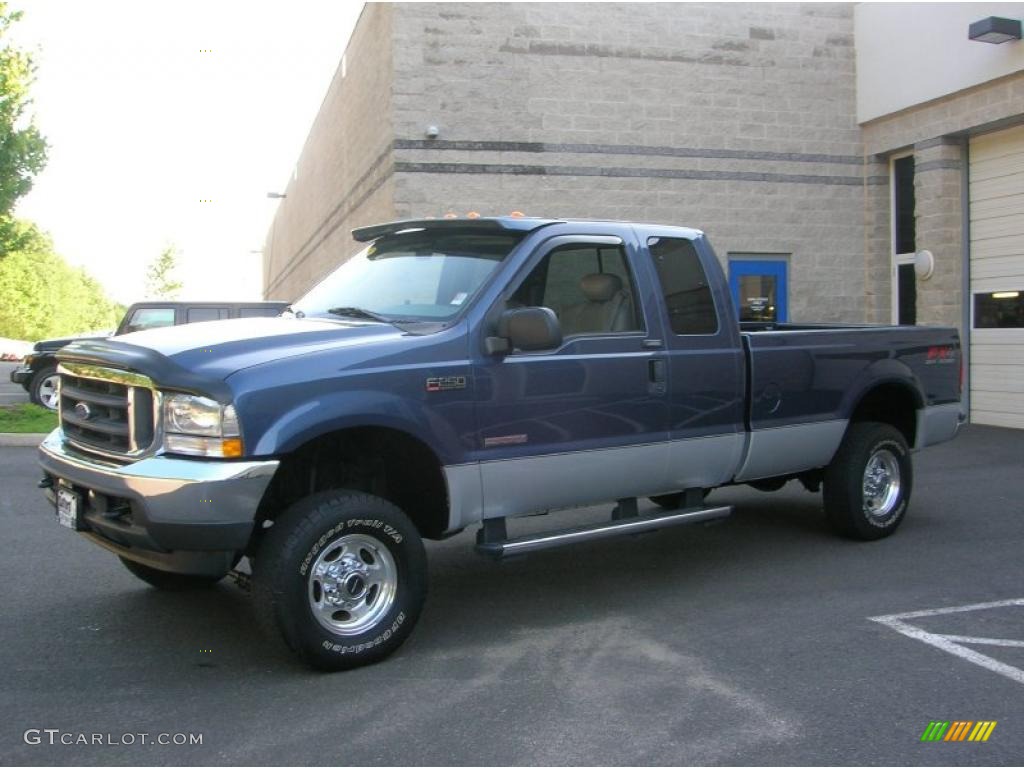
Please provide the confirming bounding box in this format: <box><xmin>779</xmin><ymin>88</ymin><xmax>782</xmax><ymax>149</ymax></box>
<box><xmin>509</xmin><ymin>211</ymin><xmax>525</xmax><ymax>218</ymax></box>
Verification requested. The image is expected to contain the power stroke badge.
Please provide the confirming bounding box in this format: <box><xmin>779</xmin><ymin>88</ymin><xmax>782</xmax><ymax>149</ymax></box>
<box><xmin>425</xmin><ymin>376</ymin><xmax>467</xmax><ymax>393</ymax></box>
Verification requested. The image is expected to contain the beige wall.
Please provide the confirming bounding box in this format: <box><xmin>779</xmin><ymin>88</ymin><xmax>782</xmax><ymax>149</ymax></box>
<box><xmin>263</xmin><ymin>4</ymin><xmax>397</xmax><ymax>301</ymax></box>
<box><xmin>390</xmin><ymin>2</ymin><xmax>868</xmax><ymax>322</ymax></box>
<box><xmin>856</xmin><ymin>3</ymin><xmax>1024</xmax><ymax>123</ymax></box>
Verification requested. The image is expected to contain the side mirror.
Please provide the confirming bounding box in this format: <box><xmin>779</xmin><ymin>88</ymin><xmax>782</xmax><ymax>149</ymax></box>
<box><xmin>489</xmin><ymin>306</ymin><xmax>562</xmax><ymax>353</ymax></box>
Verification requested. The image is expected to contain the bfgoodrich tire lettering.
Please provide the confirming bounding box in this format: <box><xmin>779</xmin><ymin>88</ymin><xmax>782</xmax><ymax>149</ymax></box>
<box><xmin>823</xmin><ymin>422</ymin><xmax>913</xmax><ymax>541</ymax></box>
<box><xmin>253</xmin><ymin>490</ymin><xmax>426</xmax><ymax>671</ymax></box>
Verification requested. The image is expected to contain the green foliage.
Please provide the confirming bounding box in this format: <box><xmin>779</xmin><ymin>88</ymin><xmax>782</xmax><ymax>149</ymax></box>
<box><xmin>0</xmin><ymin>219</ymin><xmax>123</xmax><ymax>340</ymax></box>
<box><xmin>145</xmin><ymin>245</ymin><xmax>182</xmax><ymax>299</ymax></box>
<box><xmin>0</xmin><ymin>3</ymin><xmax>48</xmax><ymax>246</ymax></box>
<box><xmin>0</xmin><ymin>403</ymin><xmax>58</xmax><ymax>433</ymax></box>
<box><xmin>0</xmin><ymin>7</ymin><xmax>115</xmax><ymax>342</ymax></box>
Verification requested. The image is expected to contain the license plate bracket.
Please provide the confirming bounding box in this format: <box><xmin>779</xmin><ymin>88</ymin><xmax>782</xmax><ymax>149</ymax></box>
<box><xmin>57</xmin><ymin>487</ymin><xmax>82</xmax><ymax>530</ymax></box>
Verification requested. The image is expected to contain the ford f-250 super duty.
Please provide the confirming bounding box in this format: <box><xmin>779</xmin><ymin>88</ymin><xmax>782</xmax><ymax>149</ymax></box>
<box><xmin>38</xmin><ymin>217</ymin><xmax>965</xmax><ymax>670</ymax></box>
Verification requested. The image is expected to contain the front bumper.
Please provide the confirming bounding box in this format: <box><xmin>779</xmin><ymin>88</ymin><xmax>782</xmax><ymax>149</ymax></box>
<box><xmin>10</xmin><ymin>365</ymin><xmax>31</xmax><ymax>386</ymax></box>
<box><xmin>38</xmin><ymin>430</ymin><xmax>279</xmax><ymax>575</ymax></box>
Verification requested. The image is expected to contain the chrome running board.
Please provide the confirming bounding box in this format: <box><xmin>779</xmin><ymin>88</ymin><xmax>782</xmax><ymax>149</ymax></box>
<box><xmin>475</xmin><ymin>505</ymin><xmax>732</xmax><ymax>559</ymax></box>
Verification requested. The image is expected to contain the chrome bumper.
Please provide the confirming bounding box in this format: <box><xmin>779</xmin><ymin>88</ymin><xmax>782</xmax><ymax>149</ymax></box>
<box><xmin>38</xmin><ymin>429</ymin><xmax>279</xmax><ymax>573</ymax></box>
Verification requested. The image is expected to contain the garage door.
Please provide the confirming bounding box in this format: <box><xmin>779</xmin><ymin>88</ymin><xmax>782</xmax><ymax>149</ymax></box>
<box><xmin>969</xmin><ymin>125</ymin><xmax>1024</xmax><ymax>429</ymax></box>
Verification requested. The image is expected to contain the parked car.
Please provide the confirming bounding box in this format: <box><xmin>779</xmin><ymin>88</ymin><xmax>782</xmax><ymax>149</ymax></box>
<box><xmin>38</xmin><ymin>217</ymin><xmax>964</xmax><ymax>670</ymax></box>
<box><xmin>10</xmin><ymin>301</ymin><xmax>288</xmax><ymax>409</ymax></box>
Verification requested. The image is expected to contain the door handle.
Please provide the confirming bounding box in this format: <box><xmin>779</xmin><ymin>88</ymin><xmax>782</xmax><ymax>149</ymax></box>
<box><xmin>642</xmin><ymin>339</ymin><xmax>663</xmax><ymax>349</ymax></box>
<box><xmin>648</xmin><ymin>358</ymin><xmax>667</xmax><ymax>394</ymax></box>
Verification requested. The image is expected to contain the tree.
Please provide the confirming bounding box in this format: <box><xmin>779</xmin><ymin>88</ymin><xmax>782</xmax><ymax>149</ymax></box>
<box><xmin>0</xmin><ymin>220</ymin><xmax>122</xmax><ymax>340</ymax></box>
<box><xmin>145</xmin><ymin>245</ymin><xmax>183</xmax><ymax>299</ymax></box>
<box><xmin>0</xmin><ymin>3</ymin><xmax>48</xmax><ymax>254</ymax></box>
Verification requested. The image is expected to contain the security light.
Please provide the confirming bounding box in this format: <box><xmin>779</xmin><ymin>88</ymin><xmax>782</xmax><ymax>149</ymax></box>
<box><xmin>968</xmin><ymin>16</ymin><xmax>1022</xmax><ymax>44</ymax></box>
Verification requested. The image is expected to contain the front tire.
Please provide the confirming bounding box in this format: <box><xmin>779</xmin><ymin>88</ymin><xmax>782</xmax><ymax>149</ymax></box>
<box><xmin>253</xmin><ymin>490</ymin><xmax>427</xmax><ymax>671</ymax></box>
<box><xmin>30</xmin><ymin>366</ymin><xmax>60</xmax><ymax>410</ymax></box>
<box><xmin>823</xmin><ymin>422</ymin><xmax>913</xmax><ymax>540</ymax></box>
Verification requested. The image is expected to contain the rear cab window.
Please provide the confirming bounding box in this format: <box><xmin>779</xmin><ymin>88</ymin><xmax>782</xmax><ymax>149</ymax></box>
<box><xmin>238</xmin><ymin>306</ymin><xmax>284</xmax><ymax>318</ymax></box>
<box><xmin>647</xmin><ymin>237</ymin><xmax>719</xmax><ymax>335</ymax></box>
<box><xmin>186</xmin><ymin>307</ymin><xmax>230</xmax><ymax>323</ymax></box>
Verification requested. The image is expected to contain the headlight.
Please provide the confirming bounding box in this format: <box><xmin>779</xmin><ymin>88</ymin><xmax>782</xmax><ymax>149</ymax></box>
<box><xmin>162</xmin><ymin>393</ymin><xmax>242</xmax><ymax>458</ymax></box>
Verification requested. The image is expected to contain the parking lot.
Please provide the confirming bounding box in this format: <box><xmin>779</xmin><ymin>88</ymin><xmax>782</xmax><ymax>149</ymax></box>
<box><xmin>1</xmin><ymin>424</ymin><xmax>1021</xmax><ymax>766</ymax></box>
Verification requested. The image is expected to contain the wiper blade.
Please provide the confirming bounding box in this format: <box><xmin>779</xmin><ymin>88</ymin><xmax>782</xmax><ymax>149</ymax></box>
<box><xmin>327</xmin><ymin>306</ymin><xmax>396</xmax><ymax>324</ymax></box>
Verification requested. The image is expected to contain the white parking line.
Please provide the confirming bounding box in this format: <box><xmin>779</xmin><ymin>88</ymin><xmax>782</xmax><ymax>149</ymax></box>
<box><xmin>870</xmin><ymin>598</ymin><xmax>1024</xmax><ymax>686</ymax></box>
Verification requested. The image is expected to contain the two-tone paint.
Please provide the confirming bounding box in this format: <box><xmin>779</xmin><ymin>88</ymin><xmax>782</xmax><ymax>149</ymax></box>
<box><xmin>51</xmin><ymin>217</ymin><xmax>965</xmax><ymax>539</ymax></box>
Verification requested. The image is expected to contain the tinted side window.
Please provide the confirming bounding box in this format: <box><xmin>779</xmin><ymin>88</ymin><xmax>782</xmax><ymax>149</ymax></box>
<box><xmin>648</xmin><ymin>237</ymin><xmax>718</xmax><ymax>335</ymax></box>
<box><xmin>238</xmin><ymin>306</ymin><xmax>283</xmax><ymax>318</ymax></box>
<box><xmin>124</xmin><ymin>307</ymin><xmax>175</xmax><ymax>333</ymax></box>
<box><xmin>511</xmin><ymin>244</ymin><xmax>642</xmax><ymax>336</ymax></box>
<box><xmin>187</xmin><ymin>307</ymin><xmax>229</xmax><ymax>323</ymax></box>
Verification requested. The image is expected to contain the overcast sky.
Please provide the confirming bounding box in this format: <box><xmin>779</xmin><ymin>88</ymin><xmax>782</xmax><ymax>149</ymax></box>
<box><xmin>12</xmin><ymin>0</ymin><xmax>364</xmax><ymax>305</ymax></box>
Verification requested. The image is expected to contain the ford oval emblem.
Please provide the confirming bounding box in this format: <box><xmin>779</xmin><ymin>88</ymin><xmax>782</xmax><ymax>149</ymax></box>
<box><xmin>74</xmin><ymin>402</ymin><xmax>92</xmax><ymax>421</ymax></box>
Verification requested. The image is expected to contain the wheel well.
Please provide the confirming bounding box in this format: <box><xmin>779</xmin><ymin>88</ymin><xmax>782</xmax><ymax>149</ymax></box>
<box><xmin>849</xmin><ymin>384</ymin><xmax>919</xmax><ymax>446</ymax></box>
<box><xmin>254</xmin><ymin>427</ymin><xmax>449</xmax><ymax>543</ymax></box>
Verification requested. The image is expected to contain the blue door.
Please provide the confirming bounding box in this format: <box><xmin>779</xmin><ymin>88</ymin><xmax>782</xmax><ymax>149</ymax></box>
<box><xmin>472</xmin><ymin>234</ymin><xmax>672</xmax><ymax>519</ymax></box>
<box><xmin>729</xmin><ymin>259</ymin><xmax>788</xmax><ymax>323</ymax></box>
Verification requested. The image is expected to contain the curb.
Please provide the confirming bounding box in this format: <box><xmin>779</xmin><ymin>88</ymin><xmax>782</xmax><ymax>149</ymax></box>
<box><xmin>0</xmin><ymin>433</ymin><xmax>48</xmax><ymax>447</ymax></box>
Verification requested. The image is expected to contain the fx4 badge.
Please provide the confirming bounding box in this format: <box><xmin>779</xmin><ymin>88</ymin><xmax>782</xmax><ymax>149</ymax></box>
<box><xmin>425</xmin><ymin>376</ymin><xmax>467</xmax><ymax>393</ymax></box>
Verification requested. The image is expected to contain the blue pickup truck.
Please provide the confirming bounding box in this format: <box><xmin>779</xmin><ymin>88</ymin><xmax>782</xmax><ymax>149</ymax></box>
<box><xmin>38</xmin><ymin>217</ymin><xmax>964</xmax><ymax>670</ymax></box>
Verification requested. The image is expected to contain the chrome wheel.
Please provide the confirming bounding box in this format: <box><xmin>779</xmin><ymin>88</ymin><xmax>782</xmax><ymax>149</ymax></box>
<box><xmin>862</xmin><ymin>448</ymin><xmax>901</xmax><ymax>518</ymax></box>
<box><xmin>37</xmin><ymin>374</ymin><xmax>59</xmax><ymax>410</ymax></box>
<box><xmin>307</xmin><ymin>533</ymin><xmax>398</xmax><ymax>636</ymax></box>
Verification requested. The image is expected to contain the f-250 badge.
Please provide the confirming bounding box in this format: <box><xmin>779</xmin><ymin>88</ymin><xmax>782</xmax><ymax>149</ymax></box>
<box><xmin>425</xmin><ymin>376</ymin><xmax>467</xmax><ymax>392</ymax></box>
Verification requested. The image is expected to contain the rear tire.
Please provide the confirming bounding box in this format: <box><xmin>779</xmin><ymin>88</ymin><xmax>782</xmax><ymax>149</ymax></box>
<box><xmin>119</xmin><ymin>557</ymin><xmax>225</xmax><ymax>590</ymax></box>
<box><xmin>823</xmin><ymin>422</ymin><xmax>912</xmax><ymax>540</ymax></box>
<box><xmin>252</xmin><ymin>490</ymin><xmax>427</xmax><ymax>671</ymax></box>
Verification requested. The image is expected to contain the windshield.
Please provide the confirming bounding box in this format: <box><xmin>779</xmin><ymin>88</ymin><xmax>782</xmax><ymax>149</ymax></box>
<box><xmin>290</xmin><ymin>230</ymin><xmax>525</xmax><ymax>323</ymax></box>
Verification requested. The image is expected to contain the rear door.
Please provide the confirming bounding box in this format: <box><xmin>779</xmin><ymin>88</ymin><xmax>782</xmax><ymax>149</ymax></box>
<box><xmin>642</xmin><ymin>229</ymin><xmax>746</xmax><ymax>489</ymax></box>
<box><xmin>473</xmin><ymin>232</ymin><xmax>673</xmax><ymax>519</ymax></box>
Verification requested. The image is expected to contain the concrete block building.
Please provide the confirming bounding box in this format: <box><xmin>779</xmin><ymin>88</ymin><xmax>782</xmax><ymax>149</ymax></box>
<box><xmin>263</xmin><ymin>2</ymin><xmax>1024</xmax><ymax>428</ymax></box>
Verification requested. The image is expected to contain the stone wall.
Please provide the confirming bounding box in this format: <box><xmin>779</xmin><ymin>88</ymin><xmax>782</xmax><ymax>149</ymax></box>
<box><xmin>386</xmin><ymin>2</ymin><xmax>867</xmax><ymax>322</ymax></box>
<box><xmin>263</xmin><ymin>4</ymin><xmax>397</xmax><ymax>301</ymax></box>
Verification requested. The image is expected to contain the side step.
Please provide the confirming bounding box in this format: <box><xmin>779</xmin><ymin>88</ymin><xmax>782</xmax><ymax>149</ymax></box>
<box><xmin>475</xmin><ymin>504</ymin><xmax>732</xmax><ymax>559</ymax></box>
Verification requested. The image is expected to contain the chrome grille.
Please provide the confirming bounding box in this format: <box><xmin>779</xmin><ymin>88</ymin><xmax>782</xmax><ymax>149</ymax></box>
<box><xmin>58</xmin><ymin>364</ymin><xmax>157</xmax><ymax>460</ymax></box>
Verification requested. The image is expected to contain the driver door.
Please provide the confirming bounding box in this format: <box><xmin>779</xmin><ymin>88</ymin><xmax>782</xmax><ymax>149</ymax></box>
<box><xmin>473</xmin><ymin>234</ymin><xmax>672</xmax><ymax>519</ymax></box>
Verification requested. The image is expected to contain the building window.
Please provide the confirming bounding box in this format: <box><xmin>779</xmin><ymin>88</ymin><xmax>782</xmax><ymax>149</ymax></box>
<box><xmin>892</xmin><ymin>154</ymin><xmax>917</xmax><ymax>325</ymax></box>
<box><xmin>974</xmin><ymin>290</ymin><xmax>1024</xmax><ymax>329</ymax></box>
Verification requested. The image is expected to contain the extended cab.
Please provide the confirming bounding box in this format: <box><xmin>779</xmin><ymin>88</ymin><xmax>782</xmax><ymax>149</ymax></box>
<box><xmin>38</xmin><ymin>218</ymin><xmax>964</xmax><ymax>670</ymax></box>
<box><xmin>11</xmin><ymin>301</ymin><xmax>288</xmax><ymax>409</ymax></box>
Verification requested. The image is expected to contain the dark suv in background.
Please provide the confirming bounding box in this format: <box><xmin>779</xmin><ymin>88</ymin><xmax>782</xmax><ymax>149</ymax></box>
<box><xmin>11</xmin><ymin>301</ymin><xmax>288</xmax><ymax>409</ymax></box>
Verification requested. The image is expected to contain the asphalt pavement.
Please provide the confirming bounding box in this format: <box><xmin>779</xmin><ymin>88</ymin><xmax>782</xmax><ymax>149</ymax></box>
<box><xmin>1</xmin><ymin>425</ymin><xmax>1022</xmax><ymax>765</ymax></box>
<box><xmin>0</xmin><ymin>360</ymin><xmax>30</xmax><ymax>406</ymax></box>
